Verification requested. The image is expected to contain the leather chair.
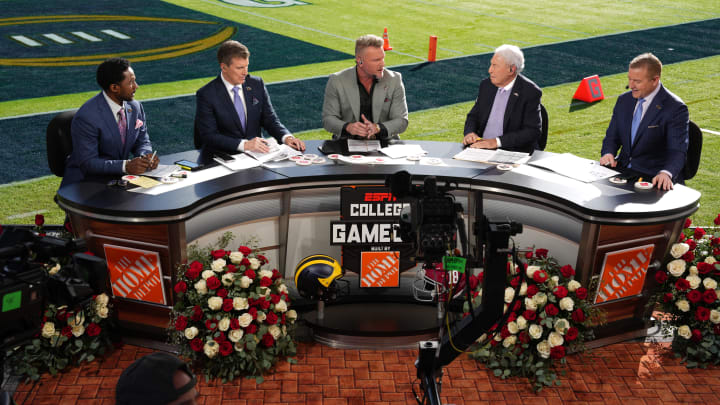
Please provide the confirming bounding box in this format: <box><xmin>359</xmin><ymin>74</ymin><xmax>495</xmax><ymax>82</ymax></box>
<box><xmin>683</xmin><ymin>120</ymin><xmax>702</xmax><ymax>181</ymax></box>
<box><xmin>538</xmin><ymin>104</ymin><xmax>548</xmax><ymax>151</ymax></box>
<box><xmin>46</xmin><ymin>110</ymin><xmax>77</xmax><ymax>177</ymax></box>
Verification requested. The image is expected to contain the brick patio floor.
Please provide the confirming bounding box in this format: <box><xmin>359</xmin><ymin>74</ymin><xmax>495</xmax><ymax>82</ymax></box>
<box><xmin>11</xmin><ymin>341</ymin><xmax>720</xmax><ymax>404</ymax></box>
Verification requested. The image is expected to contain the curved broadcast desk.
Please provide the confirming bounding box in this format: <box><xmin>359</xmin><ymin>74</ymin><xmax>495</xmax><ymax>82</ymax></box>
<box><xmin>56</xmin><ymin>141</ymin><xmax>700</xmax><ymax>344</ymax></box>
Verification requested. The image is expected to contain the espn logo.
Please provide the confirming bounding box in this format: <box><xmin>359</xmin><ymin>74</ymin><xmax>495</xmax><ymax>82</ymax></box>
<box><xmin>364</xmin><ymin>192</ymin><xmax>396</xmax><ymax>202</ymax></box>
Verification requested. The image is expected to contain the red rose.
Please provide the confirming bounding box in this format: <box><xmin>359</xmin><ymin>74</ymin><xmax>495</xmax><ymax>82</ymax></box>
<box><xmin>222</xmin><ymin>299</ymin><xmax>233</xmax><ymax>312</ymax></box>
<box><xmin>703</xmin><ymin>290</ymin><xmax>717</xmax><ymax>304</ymax></box>
<box><xmin>544</xmin><ymin>303</ymin><xmax>559</xmax><ymax>316</ymax></box>
<box><xmin>654</xmin><ymin>271</ymin><xmax>668</xmax><ymax>284</ymax></box>
<box><xmin>715</xmin><ymin>248</ymin><xmax>720</xmax><ymax>257</ymax></box>
<box><xmin>206</xmin><ymin>276</ymin><xmax>221</xmax><ymax>290</ymax></box>
<box><xmin>230</xmin><ymin>318</ymin><xmax>240</xmax><ymax>330</ymax></box>
<box><xmin>560</xmin><ymin>265</ymin><xmax>575</xmax><ymax>278</ymax></box>
<box><xmin>715</xmin><ymin>324</ymin><xmax>720</xmax><ymax>335</ymax></box>
<box><xmin>61</xmin><ymin>326</ymin><xmax>72</xmax><ymax>338</ymax></box>
<box><xmin>191</xmin><ymin>305</ymin><xmax>203</xmax><ymax>321</ymax></box>
<box><xmin>686</xmin><ymin>289</ymin><xmax>702</xmax><ymax>303</ymax></box>
<box><xmin>63</xmin><ymin>221</ymin><xmax>72</xmax><ymax>234</ymax></box>
<box><xmin>675</xmin><ymin>279</ymin><xmax>690</xmax><ymax>291</ymax></box>
<box><xmin>174</xmin><ymin>281</ymin><xmax>187</xmax><ymax>294</ymax></box>
<box><xmin>248</xmin><ymin>307</ymin><xmax>258</xmax><ymax>319</ymax></box>
<box><xmin>469</xmin><ymin>275</ymin><xmax>479</xmax><ymax>291</ymax></box>
<box><xmin>205</xmin><ymin>319</ymin><xmax>218</xmax><ymax>330</ymax></box>
<box><xmin>500</xmin><ymin>325</ymin><xmax>511</xmax><ymax>339</ymax></box>
<box><xmin>663</xmin><ymin>292</ymin><xmax>674</xmax><ymax>303</ymax></box>
<box><xmin>226</xmin><ymin>264</ymin><xmax>237</xmax><ymax>273</ymax></box>
<box><xmin>238</xmin><ymin>246</ymin><xmax>252</xmax><ymax>255</ymax></box>
<box><xmin>714</xmin><ymin>214</ymin><xmax>720</xmax><ymax>226</ymax></box>
<box><xmin>512</xmin><ymin>301</ymin><xmax>522</xmax><ymax>312</ymax></box>
<box><xmin>272</xmin><ymin>269</ymin><xmax>281</xmax><ymax>280</ymax></box>
<box><xmin>525</xmin><ymin>251</ymin><xmax>533</xmax><ymax>259</ymax></box>
<box><xmin>510</xmin><ymin>276</ymin><xmax>520</xmax><ymax>288</ymax></box>
<box><xmin>697</xmin><ymin>262</ymin><xmax>713</xmax><ymax>275</ymax></box>
<box><xmin>490</xmin><ymin>339</ymin><xmax>499</xmax><ymax>347</ymax></box>
<box><xmin>175</xmin><ymin>315</ymin><xmax>188</xmax><ymax>331</ymax></box>
<box><xmin>281</xmin><ymin>313</ymin><xmax>286</xmax><ymax>325</ymax></box>
<box><xmin>526</xmin><ymin>285</ymin><xmax>539</xmax><ymax>298</ymax></box>
<box><xmin>217</xmin><ymin>288</ymin><xmax>228</xmax><ymax>298</ymax></box>
<box><xmin>696</xmin><ymin>306</ymin><xmax>710</xmax><ymax>321</ymax></box>
<box><xmin>713</xmin><ymin>237</ymin><xmax>720</xmax><ymax>246</ymax></box>
<box><xmin>565</xmin><ymin>327</ymin><xmax>579</xmax><ymax>341</ymax></box>
<box><xmin>575</xmin><ymin>287</ymin><xmax>588</xmax><ymax>300</ymax></box>
<box><xmin>35</xmin><ymin>214</ymin><xmax>45</xmax><ymax>226</ymax></box>
<box><xmin>260</xmin><ymin>277</ymin><xmax>273</xmax><ymax>287</ymax></box>
<box><xmin>533</xmin><ymin>270</ymin><xmax>548</xmax><ymax>283</ymax></box>
<box><xmin>270</xmin><ymin>294</ymin><xmax>281</xmax><ymax>304</ymax></box>
<box><xmin>214</xmin><ymin>332</ymin><xmax>226</xmax><ymax>342</ymax></box>
<box><xmin>190</xmin><ymin>338</ymin><xmax>203</xmax><ymax>352</ymax></box>
<box><xmin>211</xmin><ymin>249</ymin><xmax>227</xmax><ymax>259</ymax></box>
<box><xmin>535</xmin><ymin>248</ymin><xmax>548</xmax><ymax>258</ymax></box>
<box><xmin>571</xmin><ymin>308</ymin><xmax>585</xmax><ymax>323</ymax></box>
<box><xmin>86</xmin><ymin>323</ymin><xmax>101</xmax><ymax>337</ymax></box>
<box><xmin>550</xmin><ymin>346</ymin><xmax>566</xmax><ymax>359</ymax></box>
<box><xmin>241</xmin><ymin>258</ymin><xmax>251</xmax><ymax>267</ymax></box>
<box><xmin>518</xmin><ymin>331</ymin><xmax>530</xmax><ymax>343</ymax></box>
<box><xmin>245</xmin><ymin>324</ymin><xmax>257</xmax><ymax>335</ymax></box>
<box><xmin>684</xmin><ymin>218</ymin><xmax>692</xmax><ymax>228</ymax></box>
<box><xmin>507</xmin><ymin>312</ymin><xmax>517</xmax><ymax>323</ymax></box>
<box><xmin>477</xmin><ymin>271</ymin><xmax>484</xmax><ymax>283</ymax></box>
<box><xmin>258</xmin><ymin>255</ymin><xmax>269</xmax><ymax>265</ymax></box>
<box><xmin>682</xmin><ymin>251</ymin><xmax>695</xmax><ymax>262</ymax></box>
<box><xmin>266</xmin><ymin>311</ymin><xmax>278</xmax><ymax>325</ymax></box>
<box><xmin>260</xmin><ymin>333</ymin><xmax>275</xmax><ymax>348</ymax></box>
<box><xmin>522</xmin><ymin>310</ymin><xmax>537</xmax><ymax>321</ymax></box>
<box><xmin>687</xmin><ymin>239</ymin><xmax>697</xmax><ymax>250</ymax></box>
<box><xmin>553</xmin><ymin>286</ymin><xmax>568</xmax><ymax>299</ymax></box>
<box><xmin>691</xmin><ymin>329</ymin><xmax>702</xmax><ymax>342</ymax></box>
<box><xmin>694</xmin><ymin>227</ymin><xmax>706</xmax><ymax>240</ymax></box>
<box><xmin>679</xmin><ymin>233</ymin><xmax>686</xmax><ymax>242</ymax></box>
<box><xmin>245</xmin><ymin>269</ymin><xmax>256</xmax><ymax>279</ymax></box>
<box><xmin>219</xmin><ymin>341</ymin><xmax>233</xmax><ymax>356</ymax></box>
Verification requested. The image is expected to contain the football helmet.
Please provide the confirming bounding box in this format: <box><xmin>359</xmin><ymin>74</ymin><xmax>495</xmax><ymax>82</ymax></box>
<box><xmin>413</xmin><ymin>262</ymin><xmax>466</xmax><ymax>303</ymax></box>
<box><xmin>294</xmin><ymin>254</ymin><xmax>347</xmax><ymax>302</ymax></box>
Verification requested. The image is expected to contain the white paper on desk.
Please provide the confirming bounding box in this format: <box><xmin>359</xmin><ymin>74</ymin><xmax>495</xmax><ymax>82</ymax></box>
<box><xmin>141</xmin><ymin>164</ymin><xmax>180</xmax><ymax>178</ymax></box>
<box><xmin>380</xmin><ymin>144</ymin><xmax>428</xmax><ymax>159</ymax></box>
<box><xmin>453</xmin><ymin>148</ymin><xmax>530</xmax><ymax>164</ymax></box>
<box><xmin>214</xmin><ymin>154</ymin><xmax>263</xmax><ymax>171</ymax></box>
<box><xmin>347</xmin><ymin>139</ymin><xmax>381</xmax><ymax>153</ymax></box>
<box><xmin>528</xmin><ymin>153</ymin><xmax>619</xmax><ymax>183</ymax></box>
<box><xmin>129</xmin><ymin>166</ymin><xmax>235</xmax><ymax>195</ymax></box>
<box><xmin>244</xmin><ymin>144</ymin><xmax>301</xmax><ymax>163</ymax></box>
<box><xmin>336</xmin><ymin>155</ymin><xmax>408</xmax><ymax>165</ymax></box>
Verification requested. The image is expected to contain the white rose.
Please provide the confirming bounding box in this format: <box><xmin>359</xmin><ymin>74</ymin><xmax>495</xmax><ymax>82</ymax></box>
<box><xmin>263</xmin><ymin>288</ymin><xmax>271</xmax><ymax>297</ymax></box>
<box><xmin>249</xmin><ymin>258</ymin><xmax>261</xmax><ymax>270</ymax></box>
<box><xmin>507</xmin><ymin>321</ymin><xmax>519</xmax><ymax>335</ymax></box>
<box><xmin>238</xmin><ymin>313</ymin><xmax>253</xmax><ymax>328</ymax></box>
<box><xmin>502</xmin><ymin>335</ymin><xmax>517</xmax><ymax>348</ymax></box>
<box><xmin>548</xmin><ymin>331</ymin><xmax>564</xmax><ymax>347</ymax></box>
<box><xmin>676</xmin><ymin>299</ymin><xmax>690</xmax><ymax>312</ymax></box>
<box><xmin>516</xmin><ymin>316</ymin><xmax>528</xmax><ymax>330</ymax></box>
<box><xmin>476</xmin><ymin>334</ymin><xmax>487</xmax><ymax>343</ymax></box>
<box><xmin>275</xmin><ymin>300</ymin><xmax>288</xmax><ymax>313</ymax></box>
<box><xmin>229</xmin><ymin>251</ymin><xmax>244</xmax><ymax>264</ymax></box>
<box><xmin>670</xmin><ymin>243</ymin><xmax>690</xmax><ymax>259</ymax></box>
<box><xmin>504</xmin><ymin>287</ymin><xmax>515</xmax><ymax>303</ymax></box>
<box><xmin>221</xmin><ymin>273</ymin><xmax>235</xmax><ymax>286</ymax></box>
<box><xmin>710</xmin><ymin>310</ymin><xmax>720</xmax><ymax>324</ymax></box>
<box><xmin>278</xmin><ymin>284</ymin><xmax>288</xmax><ymax>294</ymax></box>
<box><xmin>239</xmin><ymin>276</ymin><xmax>252</xmax><ymax>289</ymax></box>
<box><xmin>68</xmin><ymin>312</ymin><xmax>85</xmax><ymax>327</ymax></box>
<box><xmin>201</xmin><ymin>270</ymin><xmax>215</xmax><ymax>280</ymax></box>
<box><xmin>95</xmin><ymin>293</ymin><xmax>109</xmax><ymax>306</ymax></box>
<box><xmin>703</xmin><ymin>277</ymin><xmax>718</xmax><ymax>290</ymax></box>
<box><xmin>525</xmin><ymin>297</ymin><xmax>538</xmax><ymax>311</ymax></box>
<box><xmin>528</xmin><ymin>324</ymin><xmax>543</xmax><ymax>340</ymax></box>
<box><xmin>229</xmin><ymin>329</ymin><xmax>244</xmax><ymax>342</ymax></box>
<box><xmin>257</xmin><ymin>311</ymin><xmax>267</xmax><ymax>322</ymax></box>
<box><xmin>71</xmin><ymin>324</ymin><xmax>85</xmax><ymax>337</ymax></box>
<box><xmin>554</xmin><ymin>318</ymin><xmax>570</xmax><ymax>334</ymax></box>
<box><xmin>567</xmin><ymin>280</ymin><xmax>581</xmax><ymax>292</ymax></box>
<box><xmin>211</xmin><ymin>258</ymin><xmax>226</xmax><ymax>273</ymax></box>
<box><xmin>677</xmin><ymin>325</ymin><xmax>692</xmax><ymax>339</ymax></box>
<box><xmin>269</xmin><ymin>325</ymin><xmax>282</xmax><ymax>339</ymax></box>
<box><xmin>705</xmin><ymin>256</ymin><xmax>717</xmax><ymax>265</ymax></box>
<box><xmin>526</xmin><ymin>265</ymin><xmax>540</xmax><ymax>279</ymax></box>
<box><xmin>203</xmin><ymin>341</ymin><xmax>219</xmax><ymax>358</ymax></box>
<box><xmin>519</xmin><ymin>282</ymin><xmax>528</xmax><ymax>296</ymax></box>
<box><xmin>41</xmin><ymin>322</ymin><xmax>56</xmax><ymax>338</ymax></box>
<box><xmin>259</xmin><ymin>270</ymin><xmax>273</xmax><ymax>279</ymax></box>
<box><xmin>218</xmin><ymin>317</ymin><xmax>231</xmax><ymax>331</ymax></box>
<box><xmin>287</xmin><ymin>310</ymin><xmax>298</xmax><ymax>322</ymax></box>
<box><xmin>667</xmin><ymin>259</ymin><xmax>686</xmax><ymax>277</ymax></box>
<box><xmin>536</xmin><ymin>340</ymin><xmax>551</xmax><ymax>359</ymax></box>
<box><xmin>494</xmin><ymin>334</ymin><xmax>502</xmax><ymax>342</ymax></box>
<box><xmin>48</xmin><ymin>263</ymin><xmax>61</xmax><ymax>275</ymax></box>
<box><xmin>559</xmin><ymin>297</ymin><xmax>575</xmax><ymax>312</ymax></box>
<box><xmin>686</xmin><ymin>275</ymin><xmax>701</xmax><ymax>290</ymax></box>
<box><xmin>96</xmin><ymin>305</ymin><xmax>109</xmax><ymax>319</ymax></box>
<box><xmin>208</xmin><ymin>296</ymin><xmax>223</xmax><ymax>310</ymax></box>
<box><xmin>234</xmin><ymin>342</ymin><xmax>244</xmax><ymax>352</ymax></box>
<box><xmin>184</xmin><ymin>327</ymin><xmax>199</xmax><ymax>340</ymax></box>
<box><xmin>549</xmin><ymin>276</ymin><xmax>559</xmax><ymax>288</ymax></box>
<box><xmin>689</xmin><ymin>266</ymin><xmax>699</xmax><ymax>276</ymax></box>
<box><xmin>533</xmin><ymin>292</ymin><xmax>547</xmax><ymax>307</ymax></box>
<box><xmin>194</xmin><ymin>279</ymin><xmax>208</xmax><ymax>295</ymax></box>
<box><xmin>233</xmin><ymin>297</ymin><xmax>249</xmax><ymax>311</ymax></box>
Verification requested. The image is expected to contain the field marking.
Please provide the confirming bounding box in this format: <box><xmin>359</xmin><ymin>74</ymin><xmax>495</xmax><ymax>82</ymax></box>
<box><xmin>43</xmin><ymin>33</ymin><xmax>73</xmax><ymax>44</ymax></box>
<box><xmin>702</xmin><ymin>128</ymin><xmax>720</xmax><ymax>136</ymax></box>
<box><xmin>5</xmin><ymin>209</ymin><xmax>48</xmax><ymax>220</ymax></box>
<box><xmin>10</xmin><ymin>35</ymin><xmax>41</xmax><ymax>46</ymax></box>
<box><xmin>101</xmin><ymin>29</ymin><xmax>130</xmax><ymax>39</ymax></box>
<box><xmin>72</xmin><ymin>31</ymin><xmax>102</xmax><ymax>42</ymax></box>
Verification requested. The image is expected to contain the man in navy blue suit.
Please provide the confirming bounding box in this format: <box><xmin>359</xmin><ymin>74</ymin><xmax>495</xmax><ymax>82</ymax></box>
<box><xmin>62</xmin><ymin>58</ymin><xmax>158</xmax><ymax>186</ymax></box>
<box><xmin>600</xmin><ymin>53</ymin><xmax>689</xmax><ymax>190</ymax></box>
<box><xmin>195</xmin><ymin>40</ymin><xmax>305</xmax><ymax>153</ymax></box>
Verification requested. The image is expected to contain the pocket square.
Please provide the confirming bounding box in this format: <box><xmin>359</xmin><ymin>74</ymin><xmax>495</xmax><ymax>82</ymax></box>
<box><xmin>135</xmin><ymin>119</ymin><xmax>144</xmax><ymax>129</ymax></box>
<box><xmin>384</xmin><ymin>97</ymin><xmax>389</xmax><ymax>102</ymax></box>
<box><xmin>647</xmin><ymin>125</ymin><xmax>659</xmax><ymax>129</ymax></box>
<box><xmin>252</xmin><ymin>97</ymin><xmax>260</xmax><ymax>105</ymax></box>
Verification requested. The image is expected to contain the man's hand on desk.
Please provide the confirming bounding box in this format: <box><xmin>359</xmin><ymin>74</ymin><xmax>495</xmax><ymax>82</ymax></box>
<box><xmin>245</xmin><ymin>137</ymin><xmax>271</xmax><ymax>153</ymax></box>
<box><xmin>469</xmin><ymin>138</ymin><xmax>498</xmax><ymax>149</ymax></box>
<box><xmin>653</xmin><ymin>172</ymin><xmax>674</xmax><ymax>191</ymax></box>
<box><xmin>127</xmin><ymin>156</ymin><xmax>152</xmax><ymax>174</ymax></box>
<box><xmin>599</xmin><ymin>153</ymin><xmax>617</xmax><ymax>167</ymax></box>
<box><xmin>463</xmin><ymin>132</ymin><xmax>480</xmax><ymax>145</ymax></box>
<box><xmin>284</xmin><ymin>135</ymin><xmax>306</xmax><ymax>151</ymax></box>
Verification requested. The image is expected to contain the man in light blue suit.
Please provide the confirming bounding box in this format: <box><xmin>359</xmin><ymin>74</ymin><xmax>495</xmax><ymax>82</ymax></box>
<box><xmin>600</xmin><ymin>53</ymin><xmax>689</xmax><ymax>190</ymax></box>
<box><xmin>62</xmin><ymin>58</ymin><xmax>157</xmax><ymax>186</ymax></box>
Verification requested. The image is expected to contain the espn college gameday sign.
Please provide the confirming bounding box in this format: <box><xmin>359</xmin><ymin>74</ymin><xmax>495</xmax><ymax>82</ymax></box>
<box><xmin>330</xmin><ymin>186</ymin><xmax>415</xmax><ymax>287</ymax></box>
<box><xmin>104</xmin><ymin>244</ymin><xmax>166</xmax><ymax>305</ymax></box>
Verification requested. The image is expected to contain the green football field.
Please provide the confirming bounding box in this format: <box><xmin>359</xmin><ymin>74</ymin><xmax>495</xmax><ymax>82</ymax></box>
<box><xmin>1</xmin><ymin>0</ymin><xmax>719</xmax><ymax>226</ymax></box>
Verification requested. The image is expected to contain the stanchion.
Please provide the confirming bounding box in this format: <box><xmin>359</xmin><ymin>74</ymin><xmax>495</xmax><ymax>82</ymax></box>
<box><xmin>428</xmin><ymin>35</ymin><xmax>437</xmax><ymax>62</ymax></box>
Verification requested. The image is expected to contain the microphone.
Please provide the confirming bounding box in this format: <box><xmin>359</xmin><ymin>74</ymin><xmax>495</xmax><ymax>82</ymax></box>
<box><xmin>625</xmin><ymin>85</ymin><xmax>629</xmax><ymax>89</ymax></box>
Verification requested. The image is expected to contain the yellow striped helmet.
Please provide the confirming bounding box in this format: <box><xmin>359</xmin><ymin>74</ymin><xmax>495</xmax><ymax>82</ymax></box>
<box><xmin>294</xmin><ymin>254</ymin><xmax>343</xmax><ymax>301</ymax></box>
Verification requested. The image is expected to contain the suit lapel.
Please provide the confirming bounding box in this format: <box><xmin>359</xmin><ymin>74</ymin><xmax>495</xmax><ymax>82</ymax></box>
<box><xmin>632</xmin><ymin>86</ymin><xmax>665</xmax><ymax>148</ymax></box>
<box><xmin>503</xmin><ymin>78</ymin><xmax>522</xmax><ymax>130</ymax></box>
<box><xmin>96</xmin><ymin>94</ymin><xmax>124</xmax><ymax>158</ymax></box>
<box><xmin>242</xmin><ymin>82</ymin><xmax>254</xmax><ymax>136</ymax></box>
<box><xmin>216</xmin><ymin>76</ymin><xmax>245</xmax><ymax>136</ymax></box>
<box><xmin>342</xmin><ymin>69</ymin><xmax>361</xmax><ymax>121</ymax></box>
<box><xmin>372</xmin><ymin>74</ymin><xmax>387</xmax><ymax>123</ymax></box>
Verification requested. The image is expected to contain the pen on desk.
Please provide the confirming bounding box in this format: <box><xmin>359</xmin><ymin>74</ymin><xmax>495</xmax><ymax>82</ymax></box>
<box><xmin>150</xmin><ymin>150</ymin><xmax>157</xmax><ymax>161</ymax></box>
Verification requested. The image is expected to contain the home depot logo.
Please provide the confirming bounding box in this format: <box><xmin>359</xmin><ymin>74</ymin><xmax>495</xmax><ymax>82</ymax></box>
<box><xmin>104</xmin><ymin>244</ymin><xmax>166</xmax><ymax>305</ymax></box>
<box><xmin>360</xmin><ymin>251</ymin><xmax>399</xmax><ymax>288</ymax></box>
<box><xmin>594</xmin><ymin>244</ymin><xmax>655</xmax><ymax>304</ymax></box>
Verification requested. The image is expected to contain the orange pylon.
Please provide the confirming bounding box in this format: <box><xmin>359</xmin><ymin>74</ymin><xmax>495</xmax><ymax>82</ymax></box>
<box><xmin>382</xmin><ymin>27</ymin><xmax>393</xmax><ymax>51</ymax></box>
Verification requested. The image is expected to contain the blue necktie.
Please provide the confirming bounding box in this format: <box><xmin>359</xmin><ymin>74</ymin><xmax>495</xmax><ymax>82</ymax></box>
<box><xmin>630</xmin><ymin>98</ymin><xmax>645</xmax><ymax>144</ymax></box>
<box><xmin>232</xmin><ymin>86</ymin><xmax>246</xmax><ymax>131</ymax></box>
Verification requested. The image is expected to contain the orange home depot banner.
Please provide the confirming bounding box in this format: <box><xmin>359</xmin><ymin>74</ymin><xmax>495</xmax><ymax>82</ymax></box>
<box><xmin>104</xmin><ymin>244</ymin><xmax>166</xmax><ymax>305</ymax></box>
<box><xmin>594</xmin><ymin>244</ymin><xmax>654</xmax><ymax>304</ymax></box>
<box><xmin>360</xmin><ymin>251</ymin><xmax>400</xmax><ymax>287</ymax></box>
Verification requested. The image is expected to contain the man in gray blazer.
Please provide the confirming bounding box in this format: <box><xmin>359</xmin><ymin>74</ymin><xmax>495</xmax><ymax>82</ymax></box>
<box><xmin>322</xmin><ymin>34</ymin><xmax>408</xmax><ymax>140</ymax></box>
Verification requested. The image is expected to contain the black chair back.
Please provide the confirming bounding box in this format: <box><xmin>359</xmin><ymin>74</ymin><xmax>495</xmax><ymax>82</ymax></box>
<box><xmin>538</xmin><ymin>104</ymin><xmax>548</xmax><ymax>151</ymax></box>
<box><xmin>46</xmin><ymin>110</ymin><xmax>77</xmax><ymax>177</ymax></box>
<box><xmin>683</xmin><ymin>120</ymin><xmax>702</xmax><ymax>180</ymax></box>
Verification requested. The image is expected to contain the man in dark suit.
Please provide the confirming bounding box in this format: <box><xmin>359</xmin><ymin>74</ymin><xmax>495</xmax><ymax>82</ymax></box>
<box><xmin>463</xmin><ymin>44</ymin><xmax>542</xmax><ymax>153</ymax></box>
<box><xmin>600</xmin><ymin>53</ymin><xmax>688</xmax><ymax>190</ymax></box>
<box><xmin>62</xmin><ymin>58</ymin><xmax>158</xmax><ymax>186</ymax></box>
<box><xmin>195</xmin><ymin>40</ymin><xmax>305</xmax><ymax>153</ymax></box>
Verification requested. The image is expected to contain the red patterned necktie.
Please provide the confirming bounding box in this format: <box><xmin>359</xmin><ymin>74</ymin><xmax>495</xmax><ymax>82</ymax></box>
<box><xmin>118</xmin><ymin>109</ymin><xmax>127</xmax><ymax>145</ymax></box>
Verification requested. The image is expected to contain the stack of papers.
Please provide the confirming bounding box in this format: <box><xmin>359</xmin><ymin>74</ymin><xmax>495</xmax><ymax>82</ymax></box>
<box><xmin>347</xmin><ymin>139</ymin><xmax>381</xmax><ymax>153</ymax></box>
<box><xmin>528</xmin><ymin>153</ymin><xmax>619</xmax><ymax>183</ymax></box>
<box><xmin>141</xmin><ymin>164</ymin><xmax>180</xmax><ymax>178</ymax></box>
<box><xmin>214</xmin><ymin>154</ymin><xmax>263</xmax><ymax>171</ymax></box>
<box><xmin>245</xmin><ymin>144</ymin><xmax>302</xmax><ymax>163</ymax></box>
<box><xmin>379</xmin><ymin>144</ymin><xmax>428</xmax><ymax>159</ymax></box>
<box><xmin>453</xmin><ymin>148</ymin><xmax>530</xmax><ymax>164</ymax></box>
